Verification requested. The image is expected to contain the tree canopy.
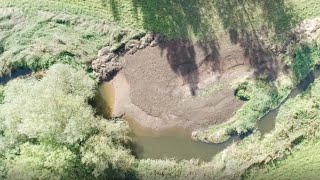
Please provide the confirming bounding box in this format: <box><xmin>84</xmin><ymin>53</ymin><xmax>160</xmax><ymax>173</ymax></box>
<box><xmin>0</xmin><ymin>64</ymin><xmax>134</xmax><ymax>179</ymax></box>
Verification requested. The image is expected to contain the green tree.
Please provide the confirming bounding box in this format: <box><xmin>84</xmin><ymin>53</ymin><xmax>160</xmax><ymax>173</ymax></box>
<box><xmin>6</xmin><ymin>143</ymin><xmax>77</xmax><ymax>180</ymax></box>
<box><xmin>0</xmin><ymin>64</ymin><xmax>134</xmax><ymax>179</ymax></box>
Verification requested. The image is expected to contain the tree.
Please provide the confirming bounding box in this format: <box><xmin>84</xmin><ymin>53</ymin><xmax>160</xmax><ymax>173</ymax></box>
<box><xmin>6</xmin><ymin>143</ymin><xmax>77</xmax><ymax>180</ymax></box>
<box><xmin>0</xmin><ymin>64</ymin><xmax>134</xmax><ymax>179</ymax></box>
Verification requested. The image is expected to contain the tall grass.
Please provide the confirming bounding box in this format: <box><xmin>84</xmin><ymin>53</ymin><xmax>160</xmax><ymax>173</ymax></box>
<box><xmin>0</xmin><ymin>9</ymin><xmax>141</xmax><ymax>77</ymax></box>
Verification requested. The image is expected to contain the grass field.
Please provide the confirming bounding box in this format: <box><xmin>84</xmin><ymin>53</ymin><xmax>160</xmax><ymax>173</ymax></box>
<box><xmin>1</xmin><ymin>0</ymin><xmax>320</xmax><ymax>40</ymax></box>
<box><xmin>1</xmin><ymin>0</ymin><xmax>319</xmax><ymax>77</ymax></box>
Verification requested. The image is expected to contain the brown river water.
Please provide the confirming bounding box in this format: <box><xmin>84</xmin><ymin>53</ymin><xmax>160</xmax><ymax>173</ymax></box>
<box><xmin>96</xmin><ymin>82</ymin><xmax>239</xmax><ymax>161</ymax></box>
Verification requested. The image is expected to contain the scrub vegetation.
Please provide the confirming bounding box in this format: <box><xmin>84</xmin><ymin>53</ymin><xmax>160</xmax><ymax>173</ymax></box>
<box><xmin>1</xmin><ymin>0</ymin><xmax>320</xmax><ymax>179</ymax></box>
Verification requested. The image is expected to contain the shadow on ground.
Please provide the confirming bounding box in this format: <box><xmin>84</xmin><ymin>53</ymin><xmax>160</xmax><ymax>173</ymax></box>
<box><xmin>106</xmin><ymin>0</ymin><xmax>299</xmax><ymax>94</ymax></box>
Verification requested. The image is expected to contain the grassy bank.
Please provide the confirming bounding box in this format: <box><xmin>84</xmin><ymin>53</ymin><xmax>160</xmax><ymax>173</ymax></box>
<box><xmin>194</xmin><ymin>42</ymin><xmax>320</xmax><ymax>143</ymax></box>
<box><xmin>244</xmin><ymin>73</ymin><xmax>320</xmax><ymax>179</ymax></box>
<box><xmin>246</xmin><ymin>141</ymin><xmax>320</xmax><ymax>179</ymax></box>
<box><xmin>0</xmin><ymin>8</ymin><xmax>142</xmax><ymax>77</ymax></box>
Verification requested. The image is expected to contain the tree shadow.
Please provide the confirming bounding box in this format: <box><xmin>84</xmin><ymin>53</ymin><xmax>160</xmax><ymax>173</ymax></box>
<box><xmin>213</xmin><ymin>0</ymin><xmax>298</xmax><ymax>38</ymax></box>
<box><xmin>239</xmin><ymin>30</ymin><xmax>279</xmax><ymax>81</ymax></box>
<box><xmin>130</xmin><ymin>0</ymin><xmax>210</xmax><ymax>38</ymax></box>
<box><xmin>105</xmin><ymin>0</ymin><xmax>299</xmax><ymax>86</ymax></box>
<box><xmin>159</xmin><ymin>39</ymin><xmax>199</xmax><ymax>96</ymax></box>
<box><xmin>0</xmin><ymin>68</ymin><xmax>32</xmax><ymax>84</ymax></box>
<box><xmin>198</xmin><ymin>39</ymin><xmax>221</xmax><ymax>74</ymax></box>
<box><xmin>102</xmin><ymin>0</ymin><xmax>121</xmax><ymax>21</ymax></box>
<box><xmin>211</xmin><ymin>0</ymin><xmax>298</xmax><ymax>81</ymax></box>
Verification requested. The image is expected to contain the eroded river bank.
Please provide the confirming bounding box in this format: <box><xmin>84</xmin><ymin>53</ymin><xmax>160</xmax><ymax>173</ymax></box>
<box><xmin>94</xmin><ymin>65</ymin><xmax>320</xmax><ymax>161</ymax></box>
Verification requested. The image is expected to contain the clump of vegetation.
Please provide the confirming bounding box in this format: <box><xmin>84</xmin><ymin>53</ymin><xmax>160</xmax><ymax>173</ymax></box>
<box><xmin>235</xmin><ymin>81</ymin><xmax>250</xmax><ymax>101</ymax></box>
<box><xmin>292</xmin><ymin>43</ymin><xmax>320</xmax><ymax>81</ymax></box>
<box><xmin>0</xmin><ymin>64</ymin><xmax>134</xmax><ymax>179</ymax></box>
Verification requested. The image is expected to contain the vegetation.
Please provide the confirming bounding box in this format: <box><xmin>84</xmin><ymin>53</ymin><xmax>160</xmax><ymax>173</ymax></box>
<box><xmin>292</xmin><ymin>43</ymin><xmax>320</xmax><ymax>80</ymax></box>
<box><xmin>245</xmin><ymin>76</ymin><xmax>320</xmax><ymax>179</ymax></box>
<box><xmin>0</xmin><ymin>85</ymin><xmax>4</xmax><ymax>103</ymax></box>
<box><xmin>1</xmin><ymin>0</ymin><xmax>320</xmax><ymax>179</ymax></box>
<box><xmin>0</xmin><ymin>8</ymin><xmax>142</xmax><ymax>77</ymax></box>
<box><xmin>0</xmin><ymin>0</ymin><xmax>319</xmax><ymax>40</ymax></box>
<box><xmin>0</xmin><ymin>64</ymin><xmax>134</xmax><ymax>179</ymax></box>
<box><xmin>246</xmin><ymin>141</ymin><xmax>320</xmax><ymax>179</ymax></box>
<box><xmin>195</xmin><ymin>42</ymin><xmax>320</xmax><ymax>143</ymax></box>
<box><xmin>234</xmin><ymin>82</ymin><xmax>251</xmax><ymax>101</ymax></box>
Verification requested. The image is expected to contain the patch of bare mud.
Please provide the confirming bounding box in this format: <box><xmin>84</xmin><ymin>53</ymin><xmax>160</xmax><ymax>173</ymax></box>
<box><xmin>109</xmin><ymin>36</ymin><xmax>257</xmax><ymax>131</ymax></box>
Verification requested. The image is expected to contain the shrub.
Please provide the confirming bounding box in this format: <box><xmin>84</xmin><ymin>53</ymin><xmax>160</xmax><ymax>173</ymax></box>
<box><xmin>235</xmin><ymin>81</ymin><xmax>250</xmax><ymax>101</ymax></box>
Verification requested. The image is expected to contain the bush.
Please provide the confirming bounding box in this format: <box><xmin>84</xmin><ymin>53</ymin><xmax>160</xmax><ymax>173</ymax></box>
<box><xmin>235</xmin><ymin>81</ymin><xmax>250</xmax><ymax>101</ymax></box>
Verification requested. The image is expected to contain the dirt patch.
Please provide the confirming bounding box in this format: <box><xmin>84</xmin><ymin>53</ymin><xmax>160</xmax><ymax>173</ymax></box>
<box><xmin>109</xmin><ymin>36</ymin><xmax>260</xmax><ymax>131</ymax></box>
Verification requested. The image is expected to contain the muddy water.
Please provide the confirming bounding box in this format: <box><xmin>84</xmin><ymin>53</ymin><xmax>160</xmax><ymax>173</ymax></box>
<box><xmin>95</xmin><ymin>83</ymin><xmax>115</xmax><ymax>118</ymax></box>
<box><xmin>97</xmin><ymin>82</ymin><xmax>239</xmax><ymax>161</ymax></box>
<box><xmin>257</xmin><ymin>66</ymin><xmax>320</xmax><ymax>136</ymax></box>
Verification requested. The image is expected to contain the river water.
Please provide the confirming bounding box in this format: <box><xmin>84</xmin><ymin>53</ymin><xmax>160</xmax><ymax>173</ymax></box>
<box><xmin>96</xmin><ymin>82</ymin><xmax>239</xmax><ymax>161</ymax></box>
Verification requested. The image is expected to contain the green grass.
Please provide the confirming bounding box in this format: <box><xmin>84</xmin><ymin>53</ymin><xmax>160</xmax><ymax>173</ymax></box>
<box><xmin>1</xmin><ymin>0</ymin><xmax>320</xmax><ymax>40</ymax></box>
<box><xmin>247</xmin><ymin>141</ymin><xmax>320</xmax><ymax>179</ymax></box>
<box><xmin>0</xmin><ymin>8</ymin><xmax>142</xmax><ymax>76</ymax></box>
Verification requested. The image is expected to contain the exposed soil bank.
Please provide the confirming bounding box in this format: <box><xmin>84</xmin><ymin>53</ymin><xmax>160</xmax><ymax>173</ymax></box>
<box><xmin>110</xmin><ymin>37</ymin><xmax>257</xmax><ymax>131</ymax></box>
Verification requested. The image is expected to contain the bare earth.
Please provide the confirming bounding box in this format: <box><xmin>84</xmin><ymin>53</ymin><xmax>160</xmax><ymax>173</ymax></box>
<box><xmin>110</xmin><ymin>36</ymin><xmax>256</xmax><ymax>131</ymax></box>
